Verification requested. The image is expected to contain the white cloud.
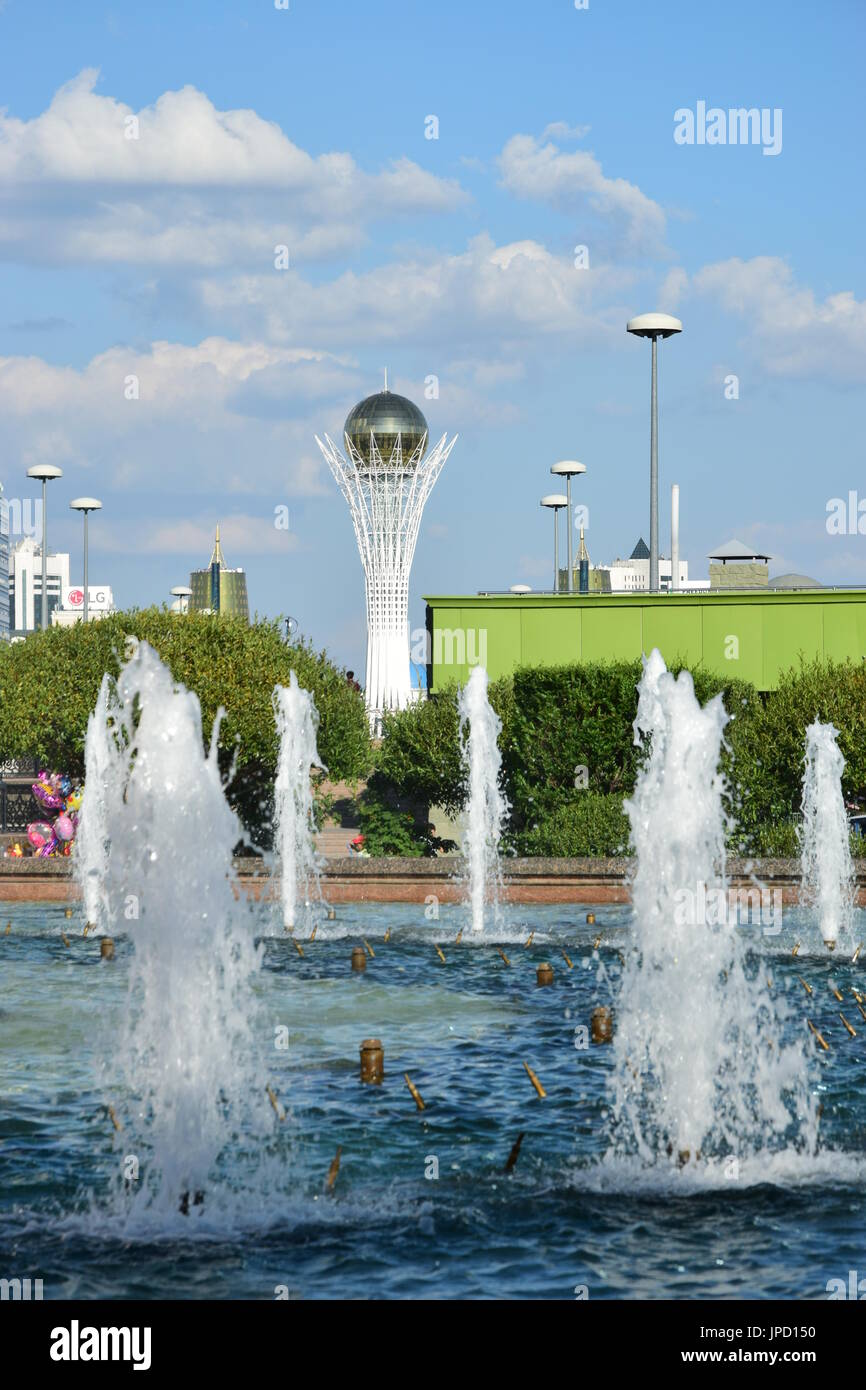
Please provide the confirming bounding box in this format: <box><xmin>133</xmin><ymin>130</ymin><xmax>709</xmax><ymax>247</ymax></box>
<box><xmin>0</xmin><ymin>70</ymin><xmax>467</xmax><ymax>267</ymax></box>
<box><xmin>498</xmin><ymin>132</ymin><xmax>667</xmax><ymax>256</ymax></box>
<box><xmin>658</xmin><ymin>266</ymin><xmax>688</xmax><ymax>308</ymax></box>
<box><xmin>196</xmin><ymin>234</ymin><xmax>635</xmax><ymax>349</ymax></box>
<box><xmin>0</xmin><ymin>337</ymin><xmax>360</xmax><ymax>495</ymax></box>
<box><xmin>691</xmin><ymin>256</ymin><xmax>866</xmax><ymax>382</ymax></box>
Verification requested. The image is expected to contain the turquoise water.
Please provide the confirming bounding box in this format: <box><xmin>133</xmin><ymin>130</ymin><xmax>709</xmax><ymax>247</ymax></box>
<box><xmin>1</xmin><ymin>900</ymin><xmax>865</xmax><ymax>1300</ymax></box>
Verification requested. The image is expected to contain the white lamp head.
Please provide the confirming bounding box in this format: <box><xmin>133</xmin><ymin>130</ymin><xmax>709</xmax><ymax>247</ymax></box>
<box><xmin>626</xmin><ymin>312</ymin><xmax>682</xmax><ymax>339</ymax></box>
<box><xmin>26</xmin><ymin>464</ymin><xmax>63</xmax><ymax>481</ymax></box>
<box><xmin>540</xmin><ymin>493</ymin><xmax>569</xmax><ymax>509</ymax></box>
<box><xmin>70</xmin><ymin>497</ymin><xmax>102</xmax><ymax>512</ymax></box>
<box><xmin>509</xmin><ymin>584</ymin><xmax>532</xmax><ymax>593</ymax></box>
<box><xmin>550</xmin><ymin>460</ymin><xmax>586</xmax><ymax>478</ymax></box>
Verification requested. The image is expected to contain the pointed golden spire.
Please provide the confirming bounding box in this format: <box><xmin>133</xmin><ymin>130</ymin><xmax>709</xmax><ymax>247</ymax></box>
<box><xmin>578</xmin><ymin>524</ymin><xmax>589</xmax><ymax>563</ymax></box>
<box><xmin>210</xmin><ymin>524</ymin><xmax>224</xmax><ymax>567</ymax></box>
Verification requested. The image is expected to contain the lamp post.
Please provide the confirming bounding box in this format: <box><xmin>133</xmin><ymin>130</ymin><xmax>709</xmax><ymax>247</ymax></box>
<box><xmin>26</xmin><ymin>465</ymin><xmax>63</xmax><ymax>630</ymax></box>
<box><xmin>540</xmin><ymin>493</ymin><xmax>568</xmax><ymax>593</ymax></box>
<box><xmin>69</xmin><ymin>498</ymin><xmax>102</xmax><ymax>625</ymax></box>
<box><xmin>550</xmin><ymin>461</ymin><xmax>586</xmax><ymax>592</ymax></box>
<box><xmin>626</xmin><ymin>313</ymin><xmax>682</xmax><ymax>592</ymax></box>
<box><xmin>170</xmin><ymin>585</ymin><xmax>193</xmax><ymax>614</ymax></box>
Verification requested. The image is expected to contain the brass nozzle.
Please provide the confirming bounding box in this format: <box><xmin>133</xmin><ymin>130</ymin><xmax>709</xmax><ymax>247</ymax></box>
<box><xmin>326</xmin><ymin>1146</ymin><xmax>342</xmax><ymax>1191</ymax></box>
<box><xmin>404</xmin><ymin>1073</ymin><xmax>425</xmax><ymax>1111</ymax></box>
<box><xmin>523</xmin><ymin>1061</ymin><xmax>546</xmax><ymax>1099</ymax></box>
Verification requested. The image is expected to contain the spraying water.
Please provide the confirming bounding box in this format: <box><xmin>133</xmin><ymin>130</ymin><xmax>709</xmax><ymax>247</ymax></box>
<box><xmin>609</xmin><ymin>649</ymin><xmax>816</xmax><ymax>1165</ymax></box>
<box><xmin>799</xmin><ymin>720</ymin><xmax>854</xmax><ymax>951</ymax></box>
<box><xmin>458</xmin><ymin>665</ymin><xmax>508</xmax><ymax>932</ymax></box>
<box><xmin>273</xmin><ymin>673</ymin><xmax>326</xmax><ymax>933</ymax></box>
<box><xmin>75</xmin><ymin>674</ymin><xmax>115</xmax><ymax>933</ymax></box>
<box><xmin>77</xmin><ymin>640</ymin><xmax>271</xmax><ymax>1226</ymax></box>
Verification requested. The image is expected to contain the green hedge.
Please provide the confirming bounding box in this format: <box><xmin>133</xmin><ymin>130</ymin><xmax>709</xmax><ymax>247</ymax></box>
<box><xmin>509</xmin><ymin>792</ymin><xmax>632</xmax><ymax>857</ymax></box>
<box><xmin>725</xmin><ymin>659</ymin><xmax>866</xmax><ymax>851</ymax></box>
<box><xmin>0</xmin><ymin>608</ymin><xmax>371</xmax><ymax>842</ymax></box>
<box><xmin>372</xmin><ymin>675</ymin><xmax>514</xmax><ymax>817</ymax></box>
<box><xmin>502</xmin><ymin>659</ymin><xmax>760</xmax><ymax>832</ymax></box>
<box><xmin>370</xmin><ymin>657</ymin><xmax>866</xmax><ymax>857</ymax></box>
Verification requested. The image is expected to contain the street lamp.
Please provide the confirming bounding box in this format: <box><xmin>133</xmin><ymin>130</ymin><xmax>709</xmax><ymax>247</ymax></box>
<box><xmin>540</xmin><ymin>493</ymin><xmax>568</xmax><ymax>593</ymax></box>
<box><xmin>26</xmin><ymin>464</ymin><xmax>63</xmax><ymax>630</ymax></box>
<box><xmin>550</xmin><ymin>461</ymin><xmax>586</xmax><ymax>592</ymax></box>
<box><xmin>69</xmin><ymin>498</ymin><xmax>102</xmax><ymax>625</ymax></box>
<box><xmin>626</xmin><ymin>312</ymin><xmax>682</xmax><ymax>592</ymax></box>
<box><xmin>170</xmin><ymin>585</ymin><xmax>193</xmax><ymax>614</ymax></box>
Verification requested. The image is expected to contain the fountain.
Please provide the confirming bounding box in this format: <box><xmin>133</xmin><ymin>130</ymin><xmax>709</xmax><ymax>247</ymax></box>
<box><xmin>458</xmin><ymin>665</ymin><xmax>508</xmax><ymax>932</ymax></box>
<box><xmin>799</xmin><ymin>720</ymin><xmax>854</xmax><ymax>952</ymax></box>
<box><xmin>273</xmin><ymin>673</ymin><xmax>326</xmax><ymax>933</ymax></box>
<box><xmin>609</xmin><ymin>649</ymin><xmax>816</xmax><ymax>1165</ymax></box>
<box><xmin>76</xmin><ymin>640</ymin><xmax>271</xmax><ymax>1224</ymax></box>
<box><xmin>74</xmin><ymin>674</ymin><xmax>115</xmax><ymax>933</ymax></box>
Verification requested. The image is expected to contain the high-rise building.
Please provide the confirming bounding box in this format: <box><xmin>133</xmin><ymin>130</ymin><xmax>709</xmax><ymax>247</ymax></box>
<box><xmin>316</xmin><ymin>379</ymin><xmax>457</xmax><ymax>733</ymax></box>
<box><xmin>8</xmin><ymin>536</ymin><xmax>69</xmax><ymax>631</ymax></box>
<box><xmin>7</xmin><ymin>536</ymin><xmax>114</xmax><ymax>634</ymax></box>
<box><xmin>189</xmin><ymin>525</ymin><xmax>250</xmax><ymax>620</ymax></box>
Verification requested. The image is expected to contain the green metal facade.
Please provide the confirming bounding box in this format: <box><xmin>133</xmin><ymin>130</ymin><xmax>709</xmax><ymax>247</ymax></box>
<box><xmin>424</xmin><ymin>590</ymin><xmax>866</xmax><ymax>692</ymax></box>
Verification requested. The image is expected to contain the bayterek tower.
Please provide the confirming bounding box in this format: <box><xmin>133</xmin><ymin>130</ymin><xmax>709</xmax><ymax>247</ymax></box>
<box><xmin>316</xmin><ymin>377</ymin><xmax>457</xmax><ymax>734</ymax></box>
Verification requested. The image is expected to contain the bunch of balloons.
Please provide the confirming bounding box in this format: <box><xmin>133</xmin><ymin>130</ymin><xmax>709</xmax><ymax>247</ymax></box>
<box><xmin>26</xmin><ymin>772</ymin><xmax>82</xmax><ymax>857</ymax></box>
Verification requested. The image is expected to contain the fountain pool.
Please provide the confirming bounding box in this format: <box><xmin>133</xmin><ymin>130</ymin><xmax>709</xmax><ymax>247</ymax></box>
<box><xmin>2</xmin><ymin>644</ymin><xmax>864</xmax><ymax>1300</ymax></box>
<box><xmin>1</xmin><ymin>899</ymin><xmax>864</xmax><ymax>1299</ymax></box>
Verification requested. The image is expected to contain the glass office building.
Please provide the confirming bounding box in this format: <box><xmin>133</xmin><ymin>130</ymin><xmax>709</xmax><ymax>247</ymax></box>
<box><xmin>189</xmin><ymin>525</ymin><xmax>249</xmax><ymax>621</ymax></box>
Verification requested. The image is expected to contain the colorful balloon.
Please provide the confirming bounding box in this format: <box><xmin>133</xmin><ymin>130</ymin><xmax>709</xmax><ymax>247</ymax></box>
<box><xmin>27</xmin><ymin>821</ymin><xmax>54</xmax><ymax>850</ymax></box>
<box><xmin>54</xmin><ymin>814</ymin><xmax>75</xmax><ymax>841</ymax></box>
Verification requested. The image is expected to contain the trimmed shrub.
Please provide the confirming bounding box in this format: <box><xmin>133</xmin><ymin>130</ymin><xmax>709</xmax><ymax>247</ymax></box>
<box><xmin>509</xmin><ymin>792</ymin><xmax>632</xmax><ymax>857</ymax></box>
<box><xmin>727</xmin><ymin>659</ymin><xmax>866</xmax><ymax>853</ymax></box>
<box><xmin>355</xmin><ymin>773</ymin><xmax>456</xmax><ymax>857</ymax></box>
<box><xmin>0</xmin><ymin>608</ymin><xmax>371</xmax><ymax>842</ymax></box>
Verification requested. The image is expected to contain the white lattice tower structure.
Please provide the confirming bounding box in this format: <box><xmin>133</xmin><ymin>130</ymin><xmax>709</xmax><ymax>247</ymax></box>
<box><xmin>316</xmin><ymin>401</ymin><xmax>456</xmax><ymax>734</ymax></box>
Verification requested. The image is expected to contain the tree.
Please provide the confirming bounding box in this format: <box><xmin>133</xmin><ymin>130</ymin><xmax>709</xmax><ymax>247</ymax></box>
<box><xmin>0</xmin><ymin>608</ymin><xmax>371</xmax><ymax>842</ymax></box>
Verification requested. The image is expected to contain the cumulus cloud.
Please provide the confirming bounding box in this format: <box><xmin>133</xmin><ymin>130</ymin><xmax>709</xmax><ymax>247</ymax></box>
<box><xmin>497</xmin><ymin>132</ymin><xmax>667</xmax><ymax>256</ymax></box>
<box><xmin>0</xmin><ymin>70</ymin><xmax>467</xmax><ymax>266</ymax></box>
<box><xmin>195</xmin><ymin>233</ymin><xmax>635</xmax><ymax>349</ymax></box>
<box><xmin>0</xmin><ymin>337</ymin><xmax>360</xmax><ymax>495</ymax></box>
<box><xmin>691</xmin><ymin>256</ymin><xmax>866</xmax><ymax>382</ymax></box>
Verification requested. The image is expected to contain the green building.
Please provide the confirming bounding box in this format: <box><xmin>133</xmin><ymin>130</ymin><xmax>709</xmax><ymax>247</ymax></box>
<box><xmin>190</xmin><ymin>525</ymin><xmax>250</xmax><ymax>621</ymax></box>
<box><xmin>424</xmin><ymin>587</ymin><xmax>866</xmax><ymax>693</ymax></box>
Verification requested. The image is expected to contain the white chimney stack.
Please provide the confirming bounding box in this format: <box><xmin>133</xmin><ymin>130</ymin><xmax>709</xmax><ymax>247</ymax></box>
<box><xmin>671</xmin><ymin>483</ymin><xmax>680</xmax><ymax>591</ymax></box>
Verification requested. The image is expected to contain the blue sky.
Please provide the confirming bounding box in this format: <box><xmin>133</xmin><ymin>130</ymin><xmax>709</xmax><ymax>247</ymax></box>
<box><xmin>0</xmin><ymin>0</ymin><xmax>864</xmax><ymax>671</ymax></box>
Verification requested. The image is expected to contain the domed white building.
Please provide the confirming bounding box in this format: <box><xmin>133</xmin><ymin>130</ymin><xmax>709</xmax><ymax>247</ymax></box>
<box><xmin>316</xmin><ymin>380</ymin><xmax>457</xmax><ymax>733</ymax></box>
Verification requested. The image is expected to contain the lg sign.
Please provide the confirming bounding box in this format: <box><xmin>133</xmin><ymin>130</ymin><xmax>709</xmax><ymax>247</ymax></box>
<box><xmin>63</xmin><ymin>586</ymin><xmax>112</xmax><ymax>612</ymax></box>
